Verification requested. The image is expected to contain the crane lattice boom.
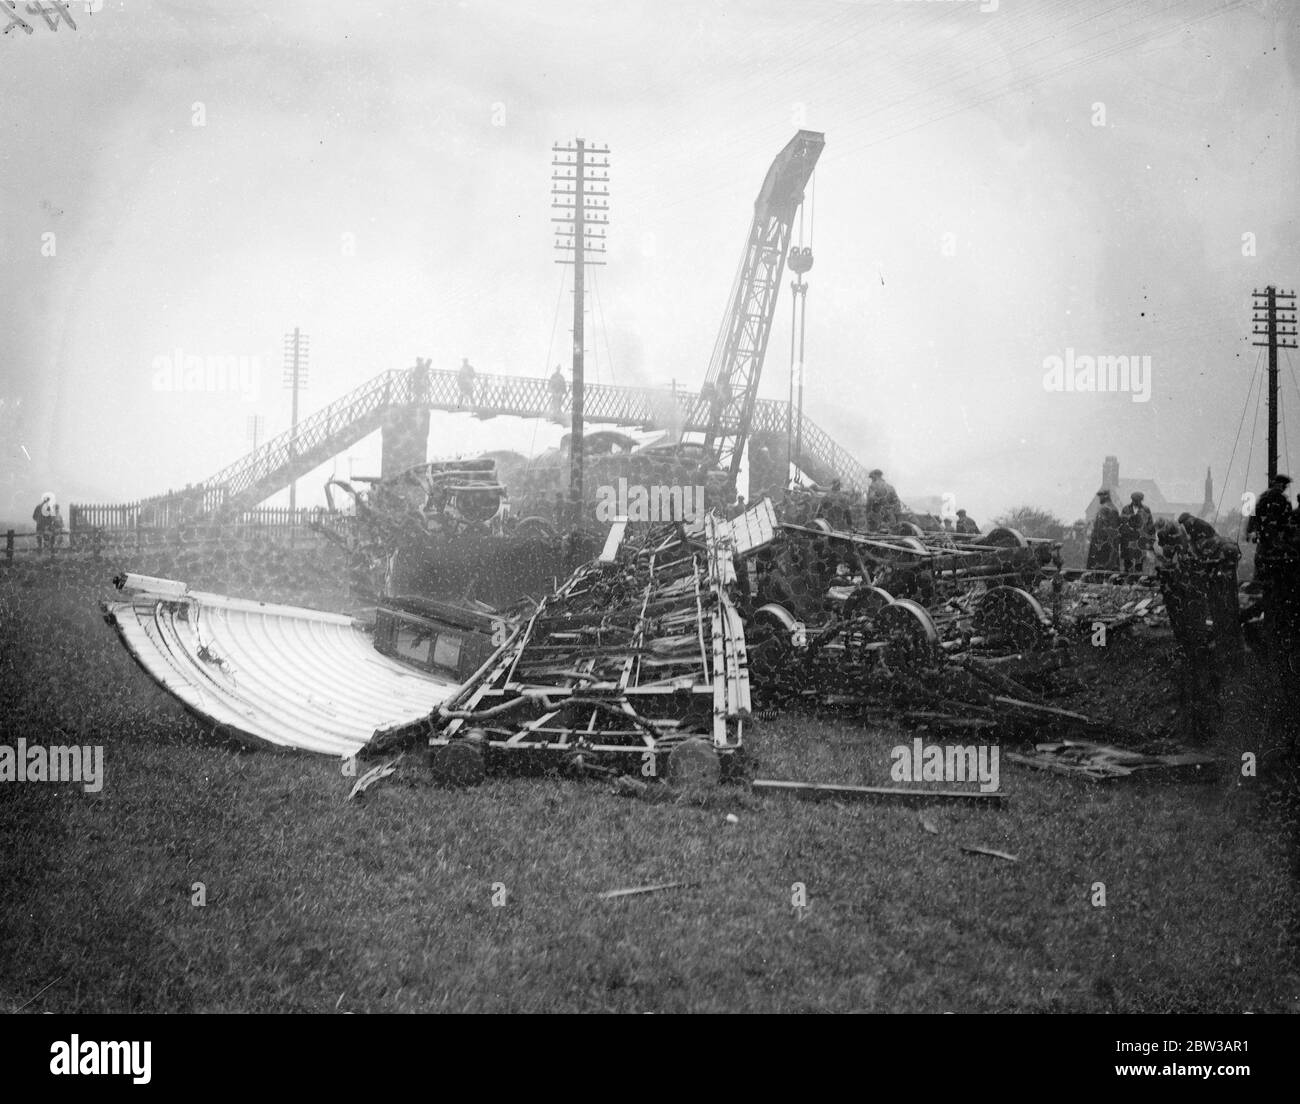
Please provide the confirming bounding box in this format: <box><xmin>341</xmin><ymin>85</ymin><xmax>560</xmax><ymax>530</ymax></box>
<box><xmin>701</xmin><ymin>130</ymin><xmax>825</xmax><ymax>483</ymax></box>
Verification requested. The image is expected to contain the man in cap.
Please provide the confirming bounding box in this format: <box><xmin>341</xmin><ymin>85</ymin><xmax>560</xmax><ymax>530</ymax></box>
<box><xmin>457</xmin><ymin>357</ymin><xmax>477</xmax><ymax>405</ymax></box>
<box><xmin>1179</xmin><ymin>513</ymin><xmax>1243</xmax><ymax>670</ymax></box>
<box><xmin>954</xmin><ymin>508</ymin><xmax>980</xmax><ymax>536</ymax></box>
<box><xmin>1155</xmin><ymin>518</ymin><xmax>1219</xmax><ymax>737</ymax></box>
<box><xmin>1247</xmin><ymin>474</ymin><xmax>1294</xmax><ymax>573</ymax></box>
<box><xmin>548</xmin><ymin>364</ymin><xmax>566</xmax><ymax>422</ymax></box>
<box><xmin>822</xmin><ymin>479</ymin><xmax>854</xmax><ymax>529</ymax></box>
<box><xmin>1086</xmin><ymin>489</ymin><xmax>1121</xmax><ymax>571</ymax></box>
<box><xmin>1246</xmin><ymin>474</ymin><xmax>1300</xmax><ymax>652</ymax></box>
<box><xmin>1119</xmin><ymin>490</ymin><xmax>1155</xmax><ymax>573</ymax></box>
<box><xmin>865</xmin><ymin>469</ymin><xmax>901</xmax><ymax>531</ymax></box>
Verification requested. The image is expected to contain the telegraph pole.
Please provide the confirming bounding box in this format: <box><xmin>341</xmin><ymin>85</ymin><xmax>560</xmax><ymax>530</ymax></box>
<box><xmin>1251</xmin><ymin>286</ymin><xmax>1297</xmax><ymax>482</ymax></box>
<box><xmin>282</xmin><ymin>327</ymin><xmax>309</xmax><ymax>511</ymax></box>
<box><xmin>552</xmin><ymin>139</ymin><xmax>609</xmax><ymax>528</ymax></box>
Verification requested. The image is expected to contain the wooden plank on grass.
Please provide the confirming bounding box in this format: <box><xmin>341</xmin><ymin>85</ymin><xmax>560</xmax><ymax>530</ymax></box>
<box><xmin>598</xmin><ymin>880</ymin><xmax>697</xmax><ymax>900</ymax></box>
<box><xmin>752</xmin><ymin>779</ymin><xmax>1006</xmax><ymax>804</ymax></box>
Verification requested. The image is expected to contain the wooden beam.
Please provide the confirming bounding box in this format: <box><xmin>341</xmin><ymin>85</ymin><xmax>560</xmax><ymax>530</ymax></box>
<box><xmin>751</xmin><ymin>779</ymin><xmax>1006</xmax><ymax>803</ymax></box>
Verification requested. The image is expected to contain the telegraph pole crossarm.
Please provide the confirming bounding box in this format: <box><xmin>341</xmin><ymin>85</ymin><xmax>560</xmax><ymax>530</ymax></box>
<box><xmin>552</xmin><ymin>139</ymin><xmax>611</xmax><ymax>531</ymax></box>
<box><xmin>1251</xmin><ymin>285</ymin><xmax>1298</xmax><ymax>483</ymax></box>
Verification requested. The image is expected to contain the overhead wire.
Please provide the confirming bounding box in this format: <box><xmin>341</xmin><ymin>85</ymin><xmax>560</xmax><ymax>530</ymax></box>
<box><xmin>1285</xmin><ymin>348</ymin><xmax>1300</xmax><ymax>476</ymax></box>
<box><xmin>531</xmin><ymin>269</ymin><xmax>570</xmax><ymax>456</ymax></box>
<box><xmin>591</xmin><ymin>265</ymin><xmax>618</xmax><ymax>386</ymax></box>
<box><xmin>1215</xmin><ymin>346</ymin><xmax>1262</xmax><ymax>523</ymax></box>
<box><xmin>1241</xmin><ymin>355</ymin><xmax>1265</xmax><ymax>515</ymax></box>
<box><xmin>1282</xmin><ymin>382</ymin><xmax>1290</xmax><ymax>477</ymax></box>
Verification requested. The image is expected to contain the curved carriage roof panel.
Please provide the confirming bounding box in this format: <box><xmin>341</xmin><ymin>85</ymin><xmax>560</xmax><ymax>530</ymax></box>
<box><xmin>105</xmin><ymin>576</ymin><xmax>455</xmax><ymax>756</ymax></box>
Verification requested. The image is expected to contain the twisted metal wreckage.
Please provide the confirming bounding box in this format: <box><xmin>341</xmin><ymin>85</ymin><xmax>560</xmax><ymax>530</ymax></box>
<box><xmin>102</xmin><ymin>126</ymin><xmax>1217</xmax><ymax>787</ymax></box>
<box><xmin>105</xmin><ymin>495</ymin><xmax>1212</xmax><ymax>791</ymax></box>
<box><xmin>351</xmin><ymin>498</ymin><xmax>1198</xmax><ymax>787</ymax></box>
<box><xmin>366</xmin><ymin>508</ymin><xmax>759</xmax><ymax>786</ymax></box>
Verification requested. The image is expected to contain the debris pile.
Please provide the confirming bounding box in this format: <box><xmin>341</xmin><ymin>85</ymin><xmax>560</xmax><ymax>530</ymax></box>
<box><xmin>1056</xmin><ymin>580</ymin><xmax>1167</xmax><ymax>639</ymax></box>
<box><xmin>726</xmin><ymin>501</ymin><xmax>1195</xmax><ymax>747</ymax></box>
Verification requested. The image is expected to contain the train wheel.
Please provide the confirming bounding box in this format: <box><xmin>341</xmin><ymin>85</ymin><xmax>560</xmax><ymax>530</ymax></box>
<box><xmin>749</xmin><ymin>603</ymin><xmax>799</xmax><ymax>679</ymax></box>
<box><xmin>977</xmin><ymin>526</ymin><xmax>1029</xmax><ymax>549</ymax></box>
<box><xmin>975</xmin><ymin>586</ymin><xmax>1049</xmax><ymax>651</ymax></box>
<box><xmin>514</xmin><ymin>516</ymin><xmax>556</xmax><ymax>540</ymax></box>
<box><xmin>875</xmin><ymin>599</ymin><xmax>940</xmax><ymax>669</ymax></box>
<box><xmin>430</xmin><ymin>738</ymin><xmax>486</xmax><ymax>787</ymax></box>
<box><xmin>842</xmin><ymin>585</ymin><xmax>894</xmax><ymax>620</ymax></box>
<box><xmin>667</xmin><ymin>738</ymin><xmax>722</xmax><ymax>789</ymax></box>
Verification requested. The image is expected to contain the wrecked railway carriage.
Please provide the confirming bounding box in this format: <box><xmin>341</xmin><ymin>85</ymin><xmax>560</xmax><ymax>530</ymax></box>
<box><xmin>368</xmin><ymin>513</ymin><xmax>753</xmax><ymax>785</ymax></box>
<box><xmin>361</xmin><ymin>497</ymin><xmax>1155</xmax><ymax>781</ymax></box>
<box><xmin>105</xmin><ymin>496</ymin><xmax>1176</xmax><ymax>779</ymax></box>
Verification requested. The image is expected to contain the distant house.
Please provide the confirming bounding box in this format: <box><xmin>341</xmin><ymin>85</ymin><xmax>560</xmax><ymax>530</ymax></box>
<box><xmin>1083</xmin><ymin>455</ymin><xmax>1215</xmax><ymax>522</ymax></box>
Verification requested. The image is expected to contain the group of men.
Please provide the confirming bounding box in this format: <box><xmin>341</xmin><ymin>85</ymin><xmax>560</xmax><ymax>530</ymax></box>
<box><xmin>795</xmin><ymin>469</ymin><xmax>904</xmax><ymax>532</ymax></box>
<box><xmin>770</xmin><ymin>469</ymin><xmax>981</xmax><ymax>538</ymax></box>
<box><xmin>1086</xmin><ymin>488</ymin><xmax>1156</xmax><ymax>572</ymax></box>
<box><xmin>948</xmin><ymin>509</ymin><xmax>981</xmax><ymax>535</ymax></box>
<box><xmin>1087</xmin><ymin>473</ymin><xmax>1300</xmax><ymax>633</ymax></box>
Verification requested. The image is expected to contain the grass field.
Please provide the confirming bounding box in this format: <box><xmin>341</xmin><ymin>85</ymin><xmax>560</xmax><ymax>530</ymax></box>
<box><xmin>2</xmin><ymin>552</ymin><xmax>1297</xmax><ymax>1013</ymax></box>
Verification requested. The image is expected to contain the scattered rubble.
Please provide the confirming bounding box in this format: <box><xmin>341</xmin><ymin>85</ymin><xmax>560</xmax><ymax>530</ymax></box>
<box><xmin>1005</xmin><ymin>740</ymin><xmax>1217</xmax><ymax>782</ymax></box>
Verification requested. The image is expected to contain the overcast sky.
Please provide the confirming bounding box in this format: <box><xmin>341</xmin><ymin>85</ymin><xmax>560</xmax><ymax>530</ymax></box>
<box><xmin>2</xmin><ymin>0</ymin><xmax>1297</xmax><ymax>525</ymax></box>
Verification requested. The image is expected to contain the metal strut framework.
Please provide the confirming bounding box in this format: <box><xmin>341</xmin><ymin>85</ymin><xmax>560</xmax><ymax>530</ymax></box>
<box><xmin>407</xmin><ymin>518</ymin><xmax>751</xmax><ymax>773</ymax></box>
<box><xmin>701</xmin><ymin>130</ymin><xmax>825</xmax><ymax>484</ymax></box>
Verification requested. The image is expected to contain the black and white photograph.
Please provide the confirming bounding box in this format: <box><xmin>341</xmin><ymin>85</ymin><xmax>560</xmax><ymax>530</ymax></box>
<box><xmin>1</xmin><ymin>0</ymin><xmax>1297</xmax><ymax>1042</ymax></box>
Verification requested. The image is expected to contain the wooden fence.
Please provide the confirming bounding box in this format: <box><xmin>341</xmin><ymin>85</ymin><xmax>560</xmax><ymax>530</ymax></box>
<box><xmin>5</xmin><ymin>503</ymin><xmax>330</xmax><ymax>562</ymax></box>
<box><xmin>69</xmin><ymin>501</ymin><xmax>314</xmax><ymax>532</ymax></box>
